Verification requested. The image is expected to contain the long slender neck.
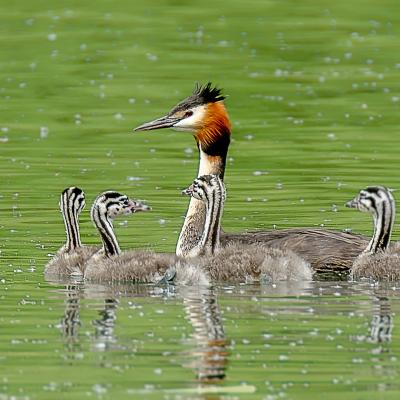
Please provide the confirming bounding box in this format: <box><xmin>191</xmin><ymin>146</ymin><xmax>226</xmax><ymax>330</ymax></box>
<box><xmin>92</xmin><ymin>206</ymin><xmax>121</xmax><ymax>257</ymax></box>
<box><xmin>61</xmin><ymin>198</ymin><xmax>82</xmax><ymax>252</ymax></box>
<box><xmin>188</xmin><ymin>189</ymin><xmax>224</xmax><ymax>257</ymax></box>
<box><xmin>204</xmin><ymin>188</ymin><xmax>224</xmax><ymax>255</ymax></box>
<box><xmin>366</xmin><ymin>200</ymin><xmax>395</xmax><ymax>254</ymax></box>
<box><xmin>176</xmin><ymin>103</ymin><xmax>230</xmax><ymax>257</ymax></box>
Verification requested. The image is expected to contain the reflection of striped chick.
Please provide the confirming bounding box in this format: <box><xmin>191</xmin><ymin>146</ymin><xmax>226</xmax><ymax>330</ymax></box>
<box><xmin>346</xmin><ymin>186</ymin><xmax>400</xmax><ymax>281</ymax></box>
<box><xmin>83</xmin><ymin>191</ymin><xmax>209</xmax><ymax>285</ymax></box>
<box><xmin>44</xmin><ymin>187</ymin><xmax>98</xmax><ymax>277</ymax></box>
<box><xmin>181</xmin><ymin>175</ymin><xmax>313</xmax><ymax>283</ymax></box>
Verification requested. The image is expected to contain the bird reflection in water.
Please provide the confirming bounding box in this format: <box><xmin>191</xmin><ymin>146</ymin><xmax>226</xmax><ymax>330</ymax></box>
<box><xmin>92</xmin><ymin>298</ymin><xmax>119</xmax><ymax>351</ymax></box>
<box><xmin>61</xmin><ymin>284</ymin><xmax>83</xmax><ymax>353</ymax></box>
<box><xmin>179</xmin><ymin>286</ymin><xmax>228</xmax><ymax>384</ymax></box>
<box><xmin>60</xmin><ymin>282</ymin><xmax>120</xmax><ymax>353</ymax></box>
<box><xmin>369</xmin><ymin>296</ymin><xmax>393</xmax><ymax>343</ymax></box>
<box><xmin>60</xmin><ymin>281</ymin><xmax>229</xmax><ymax>384</ymax></box>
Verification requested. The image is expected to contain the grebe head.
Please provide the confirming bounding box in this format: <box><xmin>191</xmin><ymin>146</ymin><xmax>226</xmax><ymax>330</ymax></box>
<box><xmin>60</xmin><ymin>187</ymin><xmax>86</xmax><ymax>214</ymax></box>
<box><xmin>92</xmin><ymin>191</ymin><xmax>151</xmax><ymax>220</ymax></box>
<box><xmin>182</xmin><ymin>174</ymin><xmax>226</xmax><ymax>203</ymax></box>
<box><xmin>345</xmin><ymin>186</ymin><xmax>394</xmax><ymax>214</ymax></box>
<box><xmin>134</xmin><ymin>83</ymin><xmax>231</xmax><ymax>150</ymax></box>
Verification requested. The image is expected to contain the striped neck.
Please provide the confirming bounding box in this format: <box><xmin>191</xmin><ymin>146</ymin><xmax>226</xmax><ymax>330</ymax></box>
<box><xmin>61</xmin><ymin>193</ymin><xmax>82</xmax><ymax>252</ymax></box>
<box><xmin>200</xmin><ymin>182</ymin><xmax>225</xmax><ymax>255</ymax></box>
<box><xmin>366</xmin><ymin>200</ymin><xmax>395</xmax><ymax>253</ymax></box>
<box><xmin>176</xmin><ymin>130</ymin><xmax>229</xmax><ymax>257</ymax></box>
<box><xmin>92</xmin><ymin>204</ymin><xmax>121</xmax><ymax>257</ymax></box>
<box><xmin>189</xmin><ymin>185</ymin><xmax>225</xmax><ymax>257</ymax></box>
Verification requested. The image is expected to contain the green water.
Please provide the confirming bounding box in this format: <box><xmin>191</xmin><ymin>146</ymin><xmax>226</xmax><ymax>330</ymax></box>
<box><xmin>1</xmin><ymin>0</ymin><xmax>400</xmax><ymax>398</ymax></box>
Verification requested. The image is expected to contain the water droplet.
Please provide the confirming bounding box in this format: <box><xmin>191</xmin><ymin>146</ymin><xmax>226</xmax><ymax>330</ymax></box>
<box><xmin>40</xmin><ymin>126</ymin><xmax>49</xmax><ymax>139</ymax></box>
<box><xmin>146</xmin><ymin>53</ymin><xmax>158</xmax><ymax>61</ymax></box>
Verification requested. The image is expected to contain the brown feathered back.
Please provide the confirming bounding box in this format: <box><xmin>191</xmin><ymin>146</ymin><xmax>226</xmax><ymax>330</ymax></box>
<box><xmin>44</xmin><ymin>245</ymin><xmax>100</xmax><ymax>277</ymax></box>
<box><xmin>199</xmin><ymin>243</ymin><xmax>313</xmax><ymax>282</ymax></box>
<box><xmin>351</xmin><ymin>242</ymin><xmax>400</xmax><ymax>281</ymax></box>
<box><xmin>222</xmin><ymin>228</ymin><xmax>368</xmax><ymax>273</ymax></box>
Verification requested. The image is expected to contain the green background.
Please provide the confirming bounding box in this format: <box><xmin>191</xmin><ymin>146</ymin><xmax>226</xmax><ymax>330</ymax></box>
<box><xmin>1</xmin><ymin>1</ymin><xmax>400</xmax><ymax>398</ymax></box>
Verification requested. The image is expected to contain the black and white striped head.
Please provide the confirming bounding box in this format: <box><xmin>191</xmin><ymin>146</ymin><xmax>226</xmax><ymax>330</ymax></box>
<box><xmin>182</xmin><ymin>175</ymin><xmax>226</xmax><ymax>203</ymax></box>
<box><xmin>92</xmin><ymin>191</ymin><xmax>151</xmax><ymax>219</ymax></box>
<box><xmin>346</xmin><ymin>186</ymin><xmax>395</xmax><ymax>215</ymax></box>
<box><xmin>60</xmin><ymin>187</ymin><xmax>85</xmax><ymax>214</ymax></box>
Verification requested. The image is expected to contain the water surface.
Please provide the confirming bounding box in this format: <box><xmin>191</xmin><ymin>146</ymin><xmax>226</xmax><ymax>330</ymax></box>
<box><xmin>1</xmin><ymin>0</ymin><xmax>400</xmax><ymax>398</ymax></box>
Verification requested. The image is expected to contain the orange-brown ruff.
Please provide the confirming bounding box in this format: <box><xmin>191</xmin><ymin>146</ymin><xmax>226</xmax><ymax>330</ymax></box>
<box><xmin>134</xmin><ymin>83</ymin><xmax>368</xmax><ymax>272</ymax></box>
<box><xmin>196</xmin><ymin>102</ymin><xmax>231</xmax><ymax>150</ymax></box>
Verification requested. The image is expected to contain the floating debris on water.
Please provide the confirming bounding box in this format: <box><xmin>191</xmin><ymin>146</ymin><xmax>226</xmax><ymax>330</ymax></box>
<box><xmin>146</xmin><ymin>53</ymin><xmax>158</xmax><ymax>61</ymax></box>
<box><xmin>40</xmin><ymin>126</ymin><xmax>49</xmax><ymax>139</ymax></box>
<box><xmin>253</xmin><ymin>170</ymin><xmax>268</xmax><ymax>176</ymax></box>
<box><xmin>327</xmin><ymin>133</ymin><xmax>336</xmax><ymax>140</ymax></box>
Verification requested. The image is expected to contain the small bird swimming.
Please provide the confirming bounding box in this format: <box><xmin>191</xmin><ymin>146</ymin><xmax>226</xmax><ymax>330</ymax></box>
<box><xmin>83</xmin><ymin>191</ymin><xmax>210</xmax><ymax>285</ymax></box>
<box><xmin>346</xmin><ymin>186</ymin><xmax>400</xmax><ymax>281</ymax></box>
<box><xmin>44</xmin><ymin>187</ymin><xmax>99</xmax><ymax>277</ymax></box>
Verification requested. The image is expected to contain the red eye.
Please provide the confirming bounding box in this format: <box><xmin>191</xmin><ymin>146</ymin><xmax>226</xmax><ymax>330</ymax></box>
<box><xmin>185</xmin><ymin>111</ymin><xmax>193</xmax><ymax>118</ymax></box>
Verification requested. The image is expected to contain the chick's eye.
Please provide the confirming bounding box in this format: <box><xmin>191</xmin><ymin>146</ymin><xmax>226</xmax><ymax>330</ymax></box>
<box><xmin>184</xmin><ymin>110</ymin><xmax>193</xmax><ymax>118</ymax></box>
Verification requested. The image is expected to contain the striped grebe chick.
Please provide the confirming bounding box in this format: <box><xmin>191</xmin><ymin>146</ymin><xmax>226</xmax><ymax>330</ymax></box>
<box><xmin>44</xmin><ymin>187</ymin><xmax>98</xmax><ymax>277</ymax></box>
<box><xmin>83</xmin><ymin>191</ymin><xmax>209</xmax><ymax>285</ymax></box>
<box><xmin>346</xmin><ymin>186</ymin><xmax>400</xmax><ymax>281</ymax></box>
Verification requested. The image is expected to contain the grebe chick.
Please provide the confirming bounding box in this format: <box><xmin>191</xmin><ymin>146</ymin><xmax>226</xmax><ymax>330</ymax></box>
<box><xmin>184</xmin><ymin>175</ymin><xmax>313</xmax><ymax>282</ymax></box>
<box><xmin>44</xmin><ymin>187</ymin><xmax>98</xmax><ymax>277</ymax></box>
<box><xmin>346</xmin><ymin>186</ymin><xmax>400</xmax><ymax>281</ymax></box>
<box><xmin>134</xmin><ymin>83</ymin><xmax>367</xmax><ymax>272</ymax></box>
<box><xmin>83</xmin><ymin>191</ymin><xmax>210</xmax><ymax>285</ymax></box>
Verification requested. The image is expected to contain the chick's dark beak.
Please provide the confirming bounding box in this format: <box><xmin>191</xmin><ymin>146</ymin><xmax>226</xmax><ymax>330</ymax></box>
<box><xmin>128</xmin><ymin>200</ymin><xmax>152</xmax><ymax>213</ymax></box>
<box><xmin>134</xmin><ymin>115</ymin><xmax>181</xmax><ymax>131</ymax></box>
<box><xmin>181</xmin><ymin>185</ymin><xmax>194</xmax><ymax>197</ymax></box>
<box><xmin>345</xmin><ymin>198</ymin><xmax>358</xmax><ymax>208</ymax></box>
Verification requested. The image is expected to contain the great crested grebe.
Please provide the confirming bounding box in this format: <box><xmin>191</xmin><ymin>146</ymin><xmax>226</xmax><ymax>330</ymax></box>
<box><xmin>44</xmin><ymin>187</ymin><xmax>98</xmax><ymax>277</ymax></box>
<box><xmin>135</xmin><ymin>83</ymin><xmax>229</xmax><ymax>260</ymax></box>
<box><xmin>346</xmin><ymin>186</ymin><xmax>400</xmax><ymax>281</ymax></box>
<box><xmin>83</xmin><ymin>191</ymin><xmax>210</xmax><ymax>285</ymax></box>
<box><xmin>134</xmin><ymin>83</ymin><xmax>368</xmax><ymax>272</ymax></box>
<box><xmin>164</xmin><ymin>175</ymin><xmax>313</xmax><ymax>283</ymax></box>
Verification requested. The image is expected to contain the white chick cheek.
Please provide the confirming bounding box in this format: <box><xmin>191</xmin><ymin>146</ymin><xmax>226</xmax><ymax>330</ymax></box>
<box><xmin>172</xmin><ymin>105</ymin><xmax>206</xmax><ymax>132</ymax></box>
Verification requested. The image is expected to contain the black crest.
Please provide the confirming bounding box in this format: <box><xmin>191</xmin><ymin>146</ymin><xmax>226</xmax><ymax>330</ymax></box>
<box><xmin>193</xmin><ymin>82</ymin><xmax>225</xmax><ymax>103</ymax></box>
<box><xmin>169</xmin><ymin>82</ymin><xmax>225</xmax><ymax>114</ymax></box>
